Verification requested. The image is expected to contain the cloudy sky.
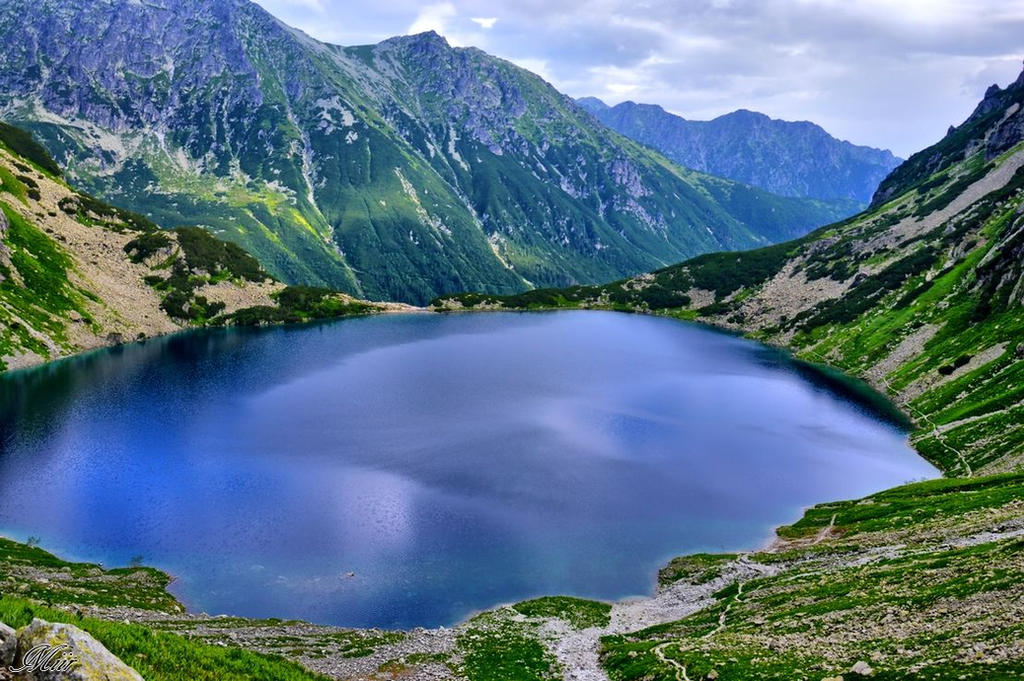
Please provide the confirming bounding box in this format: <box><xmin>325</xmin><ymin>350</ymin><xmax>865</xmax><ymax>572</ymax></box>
<box><xmin>255</xmin><ymin>0</ymin><xmax>1024</xmax><ymax>157</ymax></box>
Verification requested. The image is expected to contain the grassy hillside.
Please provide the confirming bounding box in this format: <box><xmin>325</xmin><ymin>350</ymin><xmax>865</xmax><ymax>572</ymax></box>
<box><xmin>0</xmin><ymin>125</ymin><xmax>409</xmax><ymax>372</ymax></box>
<box><xmin>600</xmin><ymin>474</ymin><xmax>1024</xmax><ymax>681</ymax></box>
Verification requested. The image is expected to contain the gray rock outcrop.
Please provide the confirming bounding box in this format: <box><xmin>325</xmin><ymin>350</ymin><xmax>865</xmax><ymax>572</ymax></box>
<box><xmin>0</xmin><ymin>621</ymin><xmax>16</xmax><ymax>669</ymax></box>
<box><xmin>2</xmin><ymin>618</ymin><xmax>143</xmax><ymax>681</ymax></box>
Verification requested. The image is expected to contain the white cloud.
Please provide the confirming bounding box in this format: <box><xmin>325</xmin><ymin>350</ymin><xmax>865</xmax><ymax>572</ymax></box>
<box><xmin>471</xmin><ymin>17</ymin><xmax>498</xmax><ymax>29</ymax></box>
<box><xmin>408</xmin><ymin>2</ymin><xmax>457</xmax><ymax>36</ymax></box>
<box><xmin>254</xmin><ymin>0</ymin><xmax>1024</xmax><ymax>157</ymax></box>
<box><xmin>268</xmin><ymin>0</ymin><xmax>325</xmax><ymax>11</ymax></box>
<box><xmin>509</xmin><ymin>57</ymin><xmax>552</xmax><ymax>81</ymax></box>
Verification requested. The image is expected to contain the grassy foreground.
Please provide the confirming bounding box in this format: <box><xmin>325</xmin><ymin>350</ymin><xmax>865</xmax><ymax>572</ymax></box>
<box><xmin>602</xmin><ymin>474</ymin><xmax>1024</xmax><ymax>681</ymax></box>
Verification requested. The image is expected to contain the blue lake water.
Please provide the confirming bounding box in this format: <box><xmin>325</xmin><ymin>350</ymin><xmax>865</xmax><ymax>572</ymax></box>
<box><xmin>0</xmin><ymin>311</ymin><xmax>936</xmax><ymax>628</ymax></box>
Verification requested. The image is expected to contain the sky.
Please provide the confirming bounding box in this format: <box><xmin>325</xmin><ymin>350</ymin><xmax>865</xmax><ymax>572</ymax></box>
<box><xmin>254</xmin><ymin>0</ymin><xmax>1024</xmax><ymax>158</ymax></box>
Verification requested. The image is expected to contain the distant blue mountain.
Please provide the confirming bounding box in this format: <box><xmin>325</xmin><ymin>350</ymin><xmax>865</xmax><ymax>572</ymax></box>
<box><xmin>577</xmin><ymin>97</ymin><xmax>901</xmax><ymax>206</ymax></box>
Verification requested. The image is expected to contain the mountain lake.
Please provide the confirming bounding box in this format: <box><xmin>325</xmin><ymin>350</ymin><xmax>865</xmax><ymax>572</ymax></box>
<box><xmin>0</xmin><ymin>311</ymin><xmax>936</xmax><ymax>628</ymax></box>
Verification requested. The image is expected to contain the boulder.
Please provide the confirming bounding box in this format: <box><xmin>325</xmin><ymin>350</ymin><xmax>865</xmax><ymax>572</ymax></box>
<box><xmin>0</xmin><ymin>208</ymin><xmax>11</xmax><ymax>277</ymax></box>
<box><xmin>0</xmin><ymin>621</ymin><xmax>16</xmax><ymax>668</ymax></box>
<box><xmin>850</xmin><ymin>659</ymin><xmax>874</xmax><ymax>676</ymax></box>
<box><xmin>12</xmin><ymin>618</ymin><xmax>143</xmax><ymax>681</ymax></box>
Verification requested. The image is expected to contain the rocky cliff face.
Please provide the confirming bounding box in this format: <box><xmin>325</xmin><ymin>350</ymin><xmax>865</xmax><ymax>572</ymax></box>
<box><xmin>577</xmin><ymin>97</ymin><xmax>901</xmax><ymax>207</ymax></box>
<box><xmin>0</xmin><ymin>0</ymin><xmax>848</xmax><ymax>304</ymax></box>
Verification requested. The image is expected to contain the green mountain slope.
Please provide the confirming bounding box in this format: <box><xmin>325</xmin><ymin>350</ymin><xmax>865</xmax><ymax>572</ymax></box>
<box><xmin>0</xmin><ymin>124</ymin><xmax>403</xmax><ymax>372</ymax></box>
<box><xmin>437</xmin><ymin>66</ymin><xmax>1024</xmax><ymax>478</ymax></box>
<box><xmin>577</xmin><ymin>97</ymin><xmax>901</xmax><ymax>207</ymax></box>
<box><xmin>0</xmin><ymin>0</ymin><xmax>847</xmax><ymax>304</ymax></box>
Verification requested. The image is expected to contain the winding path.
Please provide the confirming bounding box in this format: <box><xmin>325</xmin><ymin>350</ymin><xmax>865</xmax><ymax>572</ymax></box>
<box><xmin>652</xmin><ymin>642</ymin><xmax>691</xmax><ymax>681</ymax></box>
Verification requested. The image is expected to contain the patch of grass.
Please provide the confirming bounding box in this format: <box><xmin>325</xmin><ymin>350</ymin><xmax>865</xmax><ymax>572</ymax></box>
<box><xmin>322</xmin><ymin>629</ymin><xmax>405</xmax><ymax>658</ymax></box>
<box><xmin>658</xmin><ymin>553</ymin><xmax>737</xmax><ymax>588</ymax></box>
<box><xmin>0</xmin><ymin>536</ymin><xmax>181</xmax><ymax>612</ymax></box>
<box><xmin>513</xmin><ymin>596</ymin><xmax>612</xmax><ymax>629</ymax></box>
<box><xmin>0</xmin><ymin>164</ymin><xmax>27</xmax><ymax>202</ymax></box>
<box><xmin>456</xmin><ymin>612</ymin><xmax>561</xmax><ymax>681</ymax></box>
<box><xmin>775</xmin><ymin>473</ymin><xmax>1024</xmax><ymax>540</ymax></box>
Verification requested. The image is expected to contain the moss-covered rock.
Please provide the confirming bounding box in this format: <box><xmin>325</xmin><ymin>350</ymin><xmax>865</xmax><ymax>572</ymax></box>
<box><xmin>12</xmin><ymin>618</ymin><xmax>143</xmax><ymax>681</ymax></box>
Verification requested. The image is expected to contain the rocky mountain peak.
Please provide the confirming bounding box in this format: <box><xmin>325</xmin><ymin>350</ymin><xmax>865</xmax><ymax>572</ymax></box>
<box><xmin>393</xmin><ymin>30</ymin><xmax>449</xmax><ymax>47</ymax></box>
<box><xmin>872</xmin><ymin>61</ymin><xmax>1024</xmax><ymax>205</ymax></box>
<box><xmin>575</xmin><ymin>96</ymin><xmax>609</xmax><ymax>112</ymax></box>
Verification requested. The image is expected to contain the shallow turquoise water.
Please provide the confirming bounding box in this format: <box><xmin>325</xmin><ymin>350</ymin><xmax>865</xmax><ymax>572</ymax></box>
<box><xmin>0</xmin><ymin>311</ymin><xmax>935</xmax><ymax>628</ymax></box>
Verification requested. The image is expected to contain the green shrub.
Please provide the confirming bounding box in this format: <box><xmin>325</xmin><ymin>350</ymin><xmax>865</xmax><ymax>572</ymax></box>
<box><xmin>124</xmin><ymin>232</ymin><xmax>173</xmax><ymax>263</ymax></box>
<box><xmin>58</xmin><ymin>193</ymin><xmax>159</xmax><ymax>232</ymax></box>
<box><xmin>224</xmin><ymin>287</ymin><xmax>373</xmax><ymax>326</ymax></box>
<box><xmin>174</xmin><ymin>226</ymin><xmax>267</xmax><ymax>282</ymax></box>
<box><xmin>0</xmin><ymin>122</ymin><xmax>61</xmax><ymax>175</ymax></box>
<box><xmin>938</xmin><ymin>354</ymin><xmax>973</xmax><ymax>376</ymax></box>
<box><xmin>679</xmin><ymin>239</ymin><xmax>797</xmax><ymax>299</ymax></box>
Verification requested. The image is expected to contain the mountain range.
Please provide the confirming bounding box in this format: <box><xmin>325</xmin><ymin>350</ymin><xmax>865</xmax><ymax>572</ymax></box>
<box><xmin>577</xmin><ymin>97</ymin><xmax>901</xmax><ymax>206</ymax></box>
<box><xmin>0</xmin><ymin>0</ymin><xmax>855</xmax><ymax>304</ymax></box>
<box><xmin>2</xmin><ymin>0</ymin><xmax>1024</xmax><ymax>675</ymax></box>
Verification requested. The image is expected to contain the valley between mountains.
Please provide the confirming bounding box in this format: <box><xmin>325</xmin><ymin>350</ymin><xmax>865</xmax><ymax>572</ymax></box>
<box><xmin>1</xmin><ymin>2</ymin><xmax>1023</xmax><ymax>680</ymax></box>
